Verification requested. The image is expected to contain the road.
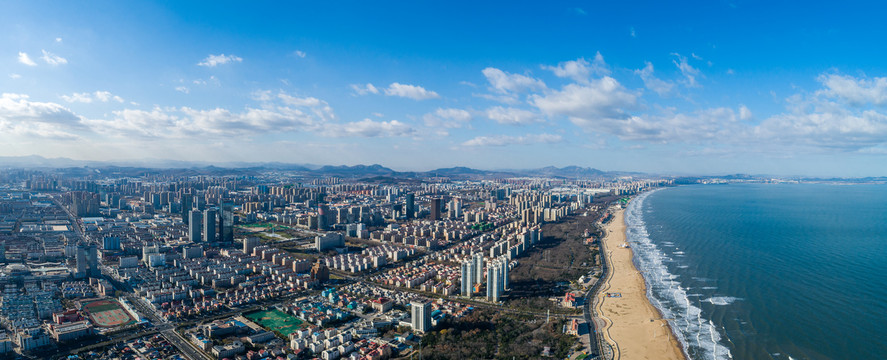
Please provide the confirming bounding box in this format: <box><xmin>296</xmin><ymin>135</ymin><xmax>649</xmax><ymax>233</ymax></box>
<box><xmin>585</xmin><ymin>219</ymin><xmax>614</xmax><ymax>360</ymax></box>
<box><xmin>51</xmin><ymin>195</ymin><xmax>86</xmax><ymax>242</ymax></box>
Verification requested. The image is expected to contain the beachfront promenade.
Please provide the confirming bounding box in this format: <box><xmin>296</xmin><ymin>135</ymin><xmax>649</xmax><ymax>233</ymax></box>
<box><xmin>592</xmin><ymin>205</ymin><xmax>685</xmax><ymax>360</ymax></box>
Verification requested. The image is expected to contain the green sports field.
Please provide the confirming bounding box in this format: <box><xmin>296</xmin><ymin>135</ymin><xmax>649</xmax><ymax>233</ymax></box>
<box><xmin>244</xmin><ymin>309</ymin><xmax>304</xmax><ymax>336</ymax></box>
<box><xmin>83</xmin><ymin>299</ymin><xmax>135</xmax><ymax>328</ymax></box>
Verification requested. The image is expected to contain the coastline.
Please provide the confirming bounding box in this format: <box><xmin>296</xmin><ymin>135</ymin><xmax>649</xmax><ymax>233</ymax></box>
<box><xmin>594</xmin><ymin>204</ymin><xmax>685</xmax><ymax>360</ymax></box>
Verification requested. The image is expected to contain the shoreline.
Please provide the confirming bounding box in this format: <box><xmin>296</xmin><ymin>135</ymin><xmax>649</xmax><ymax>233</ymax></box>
<box><xmin>594</xmin><ymin>203</ymin><xmax>685</xmax><ymax>360</ymax></box>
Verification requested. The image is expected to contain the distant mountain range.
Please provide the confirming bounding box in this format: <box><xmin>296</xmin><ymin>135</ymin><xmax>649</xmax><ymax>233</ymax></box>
<box><xmin>0</xmin><ymin>155</ymin><xmax>637</xmax><ymax>179</ymax></box>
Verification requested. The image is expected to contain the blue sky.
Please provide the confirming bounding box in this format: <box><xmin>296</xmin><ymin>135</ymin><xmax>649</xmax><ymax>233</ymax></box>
<box><xmin>3</xmin><ymin>1</ymin><xmax>887</xmax><ymax>176</ymax></box>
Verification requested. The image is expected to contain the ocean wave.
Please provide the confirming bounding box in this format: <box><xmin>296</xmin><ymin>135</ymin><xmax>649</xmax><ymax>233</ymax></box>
<box><xmin>627</xmin><ymin>190</ymin><xmax>733</xmax><ymax>360</ymax></box>
<box><xmin>703</xmin><ymin>296</ymin><xmax>741</xmax><ymax>306</ymax></box>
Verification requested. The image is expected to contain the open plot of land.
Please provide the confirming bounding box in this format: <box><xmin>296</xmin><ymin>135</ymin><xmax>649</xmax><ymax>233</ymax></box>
<box><xmin>506</xmin><ymin>212</ymin><xmax>601</xmax><ymax>310</ymax></box>
<box><xmin>418</xmin><ymin>308</ymin><xmax>577</xmax><ymax>359</ymax></box>
<box><xmin>83</xmin><ymin>299</ymin><xmax>135</xmax><ymax>328</ymax></box>
<box><xmin>244</xmin><ymin>309</ymin><xmax>305</xmax><ymax>337</ymax></box>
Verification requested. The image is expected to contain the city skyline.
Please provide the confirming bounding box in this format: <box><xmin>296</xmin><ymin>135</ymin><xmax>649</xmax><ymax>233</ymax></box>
<box><xmin>4</xmin><ymin>1</ymin><xmax>887</xmax><ymax>177</ymax></box>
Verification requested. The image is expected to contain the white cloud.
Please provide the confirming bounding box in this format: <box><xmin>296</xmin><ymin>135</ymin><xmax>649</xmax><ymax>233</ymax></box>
<box><xmin>95</xmin><ymin>108</ymin><xmax>182</xmax><ymax>137</ymax></box>
<box><xmin>630</xmin><ymin>27</ymin><xmax>637</xmax><ymax>38</ymax></box>
<box><xmin>41</xmin><ymin>50</ymin><xmax>68</xmax><ymax>65</ymax></box>
<box><xmin>83</xmin><ymin>90</ymin><xmax>335</xmax><ymax>139</ymax></box>
<box><xmin>551</xmin><ymin>69</ymin><xmax>887</xmax><ymax>151</ymax></box>
<box><xmin>350</xmin><ymin>83</ymin><xmax>380</xmax><ymax>95</ymax></box>
<box><xmin>175</xmin><ymin>86</ymin><xmax>190</xmax><ymax>94</ymax></box>
<box><xmin>611</xmin><ymin>107</ymin><xmax>747</xmax><ymax>143</ymax></box>
<box><xmin>755</xmin><ymin>109</ymin><xmax>887</xmax><ymax>150</ymax></box>
<box><xmin>278</xmin><ymin>95</ymin><xmax>322</xmax><ymax>107</ymax></box>
<box><xmin>485</xmin><ymin>106</ymin><xmax>542</xmax><ymax>125</ymax></box>
<box><xmin>462</xmin><ymin>133</ymin><xmax>562</xmax><ymax>147</ymax></box>
<box><xmin>542</xmin><ymin>53</ymin><xmax>609</xmax><ymax>83</ymax></box>
<box><xmin>277</xmin><ymin>93</ymin><xmax>336</xmax><ymax>121</ymax></box>
<box><xmin>252</xmin><ymin>90</ymin><xmax>273</xmax><ymax>102</ymax></box>
<box><xmin>18</xmin><ymin>52</ymin><xmax>37</xmax><ymax>66</ymax></box>
<box><xmin>672</xmin><ymin>53</ymin><xmax>701</xmax><ymax>87</ymax></box>
<box><xmin>0</xmin><ymin>93</ymin><xmax>82</xmax><ymax>139</ymax></box>
<box><xmin>482</xmin><ymin>67</ymin><xmax>546</xmax><ymax>94</ymax></box>
<box><xmin>634</xmin><ymin>62</ymin><xmax>675</xmax><ymax>96</ymax></box>
<box><xmin>324</xmin><ymin>119</ymin><xmax>415</xmax><ymax>137</ymax></box>
<box><xmin>423</xmin><ymin>108</ymin><xmax>472</xmax><ymax>128</ymax></box>
<box><xmin>61</xmin><ymin>91</ymin><xmax>124</xmax><ymax>104</ymax></box>
<box><xmin>739</xmin><ymin>105</ymin><xmax>752</xmax><ymax>120</ymax></box>
<box><xmin>530</xmin><ymin>77</ymin><xmax>639</xmax><ymax>121</ymax></box>
<box><xmin>816</xmin><ymin>73</ymin><xmax>887</xmax><ymax>106</ymax></box>
<box><xmin>55</xmin><ymin>37</ymin><xmax>62</xmax><ymax>43</ymax></box>
<box><xmin>197</xmin><ymin>54</ymin><xmax>243</xmax><ymax>67</ymax></box>
<box><xmin>294</xmin><ymin>50</ymin><xmax>306</xmax><ymax>58</ymax></box>
<box><xmin>0</xmin><ymin>94</ymin><xmax>81</xmax><ymax>124</ymax></box>
<box><xmin>353</xmin><ymin>82</ymin><xmax>441</xmax><ymax>100</ymax></box>
<box><xmin>183</xmin><ymin>107</ymin><xmax>317</xmax><ymax>134</ymax></box>
<box><xmin>9</xmin><ymin>74</ymin><xmax>21</xmax><ymax>79</ymax></box>
<box><xmin>473</xmin><ymin>92</ymin><xmax>520</xmax><ymax>105</ymax></box>
<box><xmin>88</xmin><ymin>105</ymin><xmax>320</xmax><ymax>139</ymax></box>
<box><xmin>746</xmin><ymin>75</ymin><xmax>887</xmax><ymax>150</ymax></box>
<box><xmin>384</xmin><ymin>83</ymin><xmax>440</xmax><ymax>100</ymax></box>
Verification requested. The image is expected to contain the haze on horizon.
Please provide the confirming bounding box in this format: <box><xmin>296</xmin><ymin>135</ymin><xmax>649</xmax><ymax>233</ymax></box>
<box><xmin>3</xmin><ymin>1</ymin><xmax>887</xmax><ymax>177</ymax></box>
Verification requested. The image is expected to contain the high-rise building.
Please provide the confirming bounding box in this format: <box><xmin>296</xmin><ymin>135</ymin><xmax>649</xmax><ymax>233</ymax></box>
<box><xmin>430</xmin><ymin>198</ymin><xmax>441</xmax><ymax>221</ymax></box>
<box><xmin>391</xmin><ymin>204</ymin><xmax>402</xmax><ymax>220</ymax></box>
<box><xmin>473</xmin><ymin>253</ymin><xmax>484</xmax><ymax>285</ymax></box>
<box><xmin>460</xmin><ymin>260</ymin><xmax>475</xmax><ymax>296</ymax></box>
<box><xmin>500</xmin><ymin>257</ymin><xmax>509</xmax><ymax>291</ymax></box>
<box><xmin>86</xmin><ymin>244</ymin><xmax>99</xmax><ymax>277</ymax></box>
<box><xmin>243</xmin><ymin>237</ymin><xmax>260</xmax><ymax>256</ymax></box>
<box><xmin>181</xmin><ymin>194</ymin><xmax>193</xmax><ymax>225</ymax></box>
<box><xmin>452</xmin><ymin>198</ymin><xmax>462</xmax><ymax>218</ymax></box>
<box><xmin>193</xmin><ymin>195</ymin><xmax>205</xmax><ymax>211</ymax></box>
<box><xmin>219</xmin><ymin>203</ymin><xmax>234</xmax><ymax>243</ymax></box>
<box><xmin>75</xmin><ymin>245</ymin><xmax>88</xmax><ymax>278</ymax></box>
<box><xmin>203</xmin><ymin>209</ymin><xmax>217</xmax><ymax>243</ymax></box>
<box><xmin>317</xmin><ymin>205</ymin><xmax>328</xmax><ymax>230</ymax></box>
<box><xmin>150</xmin><ymin>193</ymin><xmax>161</xmax><ymax>209</ymax></box>
<box><xmin>405</xmin><ymin>193</ymin><xmax>415</xmax><ymax>219</ymax></box>
<box><xmin>189</xmin><ymin>210</ymin><xmax>202</xmax><ymax>242</ymax></box>
<box><xmin>487</xmin><ymin>259</ymin><xmax>504</xmax><ymax>302</ymax></box>
<box><xmin>410</xmin><ymin>300</ymin><xmax>431</xmax><ymax>333</ymax></box>
<box><xmin>76</xmin><ymin>244</ymin><xmax>99</xmax><ymax>278</ymax></box>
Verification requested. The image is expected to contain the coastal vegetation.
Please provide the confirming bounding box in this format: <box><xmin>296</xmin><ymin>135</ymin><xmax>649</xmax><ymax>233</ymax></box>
<box><xmin>415</xmin><ymin>309</ymin><xmax>576</xmax><ymax>359</ymax></box>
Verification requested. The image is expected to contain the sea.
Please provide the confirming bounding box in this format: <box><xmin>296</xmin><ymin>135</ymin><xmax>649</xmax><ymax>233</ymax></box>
<box><xmin>626</xmin><ymin>183</ymin><xmax>887</xmax><ymax>360</ymax></box>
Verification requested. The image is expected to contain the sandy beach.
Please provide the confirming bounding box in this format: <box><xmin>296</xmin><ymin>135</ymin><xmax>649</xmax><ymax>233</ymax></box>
<box><xmin>594</xmin><ymin>206</ymin><xmax>685</xmax><ymax>360</ymax></box>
